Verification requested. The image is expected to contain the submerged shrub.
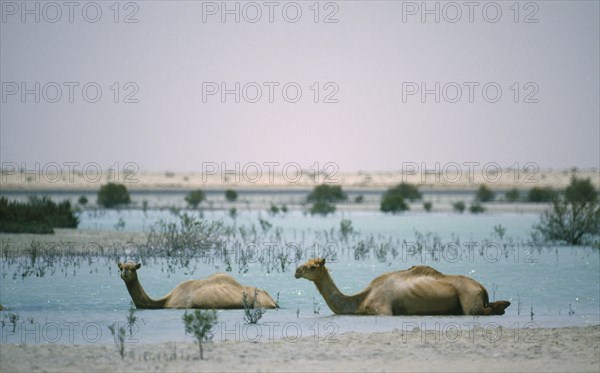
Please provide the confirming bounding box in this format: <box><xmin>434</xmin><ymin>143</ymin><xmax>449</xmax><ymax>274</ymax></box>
<box><xmin>242</xmin><ymin>289</ymin><xmax>266</xmax><ymax>324</ymax></box>
<box><xmin>97</xmin><ymin>183</ymin><xmax>131</xmax><ymax>208</ymax></box>
<box><xmin>307</xmin><ymin>184</ymin><xmax>347</xmax><ymax>203</ymax></box>
<box><xmin>475</xmin><ymin>185</ymin><xmax>495</xmax><ymax>202</ymax></box>
<box><xmin>0</xmin><ymin>196</ymin><xmax>79</xmax><ymax>233</ymax></box>
<box><xmin>225</xmin><ymin>189</ymin><xmax>238</xmax><ymax>202</ymax></box>
<box><xmin>527</xmin><ymin>187</ymin><xmax>556</xmax><ymax>203</ymax></box>
<box><xmin>310</xmin><ymin>201</ymin><xmax>336</xmax><ymax>216</ymax></box>
<box><xmin>380</xmin><ymin>183</ymin><xmax>421</xmax><ymax>214</ymax></box>
<box><xmin>469</xmin><ymin>203</ymin><xmax>486</xmax><ymax>214</ymax></box>
<box><xmin>185</xmin><ymin>189</ymin><xmax>206</xmax><ymax>208</ymax></box>
<box><xmin>452</xmin><ymin>201</ymin><xmax>466</xmax><ymax>213</ymax></box>
<box><xmin>533</xmin><ymin>177</ymin><xmax>599</xmax><ymax>246</ymax></box>
<box><xmin>505</xmin><ymin>188</ymin><xmax>521</xmax><ymax>203</ymax></box>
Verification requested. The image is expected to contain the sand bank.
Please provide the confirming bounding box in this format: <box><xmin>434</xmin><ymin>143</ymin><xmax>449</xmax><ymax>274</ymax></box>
<box><xmin>1</xmin><ymin>325</ymin><xmax>598</xmax><ymax>372</ymax></box>
<box><xmin>2</xmin><ymin>169</ymin><xmax>598</xmax><ymax>192</ymax></box>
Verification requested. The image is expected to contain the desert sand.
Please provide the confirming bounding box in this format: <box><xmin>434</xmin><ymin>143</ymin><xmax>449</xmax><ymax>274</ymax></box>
<box><xmin>1</xmin><ymin>325</ymin><xmax>598</xmax><ymax>372</ymax></box>
<box><xmin>2</xmin><ymin>168</ymin><xmax>598</xmax><ymax>191</ymax></box>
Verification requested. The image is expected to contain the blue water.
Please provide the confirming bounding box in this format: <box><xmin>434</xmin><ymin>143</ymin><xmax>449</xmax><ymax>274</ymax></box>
<box><xmin>1</xmin><ymin>209</ymin><xmax>598</xmax><ymax>345</ymax></box>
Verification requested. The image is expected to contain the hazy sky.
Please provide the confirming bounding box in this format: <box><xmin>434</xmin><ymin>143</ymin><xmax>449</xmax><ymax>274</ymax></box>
<box><xmin>1</xmin><ymin>0</ymin><xmax>598</xmax><ymax>173</ymax></box>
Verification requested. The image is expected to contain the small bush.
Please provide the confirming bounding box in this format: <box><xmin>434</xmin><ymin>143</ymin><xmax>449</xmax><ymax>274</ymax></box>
<box><xmin>310</xmin><ymin>201</ymin><xmax>336</xmax><ymax>216</ymax></box>
<box><xmin>453</xmin><ymin>201</ymin><xmax>466</xmax><ymax>213</ymax></box>
<box><xmin>269</xmin><ymin>204</ymin><xmax>280</xmax><ymax>215</ymax></box>
<box><xmin>242</xmin><ymin>289</ymin><xmax>266</xmax><ymax>324</ymax></box>
<box><xmin>340</xmin><ymin>219</ymin><xmax>354</xmax><ymax>239</ymax></box>
<box><xmin>307</xmin><ymin>184</ymin><xmax>347</xmax><ymax>203</ymax></box>
<box><xmin>97</xmin><ymin>183</ymin><xmax>131</xmax><ymax>208</ymax></box>
<box><xmin>475</xmin><ymin>185</ymin><xmax>495</xmax><ymax>202</ymax></box>
<box><xmin>183</xmin><ymin>309</ymin><xmax>217</xmax><ymax>360</ymax></box>
<box><xmin>564</xmin><ymin>177</ymin><xmax>597</xmax><ymax>203</ymax></box>
<box><xmin>225</xmin><ymin>189</ymin><xmax>238</xmax><ymax>202</ymax></box>
<box><xmin>354</xmin><ymin>195</ymin><xmax>364</xmax><ymax>203</ymax></box>
<box><xmin>423</xmin><ymin>201</ymin><xmax>433</xmax><ymax>212</ymax></box>
<box><xmin>533</xmin><ymin>177</ymin><xmax>599</xmax><ymax>245</ymax></box>
<box><xmin>78</xmin><ymin>195</ymin><xmax>88</xmax><ymax>206</ymax></box>
<box><xmin>185</xmin><ymin>190</ymin><xmax>206</xmax><ymax>208</ymax></box>
<box><xmin>527</xmin><ymin>187</ymin><xmax>556</xmax><ymax>203</ymax></box>
<box><xmin>229</xmin><ymin>207</ymin><xmax>237</xmax><ymax>219</ymax></box>
<box><xmin>108</xmin><ymin>323</ymin><xmax>126</xmax><ymax>360</ymax></box>
<box><xmin>469</xmin><ymin>203</ymin><xmax>486</xmax><ymax>214</ymax></box>
<box><xmin>505</xmin><ymin>188</ymin><xmax>521</xmax><ymax>203</ymax></box>
<box><xmin>380</xmin><ymin>183</ymin><xmax>422</xmax><ymax>214</ymax></box>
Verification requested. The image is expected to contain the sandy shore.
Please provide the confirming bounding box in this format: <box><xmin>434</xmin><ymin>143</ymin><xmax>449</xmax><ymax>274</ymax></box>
<box><xmin>2</xmin><ymin>169</ymin><xmax>598</xmax><ymax>191</ymax></box>
<box><xmin>1</xmin><ymin>325</ymin><xmax>598</xmax><ymax>372</ymax></box>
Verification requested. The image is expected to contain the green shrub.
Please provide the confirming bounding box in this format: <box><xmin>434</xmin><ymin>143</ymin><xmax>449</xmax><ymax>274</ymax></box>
<box><xmin>527</xmin><ymin>187</ymin><xmax>556</xmax><ymax>202</ymax></box>
<box><xmin>505</xmin><ymin>188</ymin><xmax>521</xmax><ymax>203</ymax></box>
<box><xmin>534</xmin><ymin>177</ymin><xmax>599</xmax><ymax>245</ymax></box>
<box><xmin>97</xmin><ymin>183</ymin><xmax>131</xmax><ymax>208</ymax></box>
<box><xmin>475</xmin><ymin>185</ymin><xmax>495</xmax><ymax>202</ymax></box>
<box><xmin>307</xmin><ymin>184</ymin><xmax>346</xmax><ymax>216</ymax></box>
<box><xmin>0</xmin><ymin>196</ymin><xmax>79</xmax><ymax>233</ymax></box>
<box><xmin>452</xmin><ymin>201</ymin><xmax>466</xmax><ymax>213</ymax></box>
<box><xmin>310</xmin><ymin>200</ymin><xmax>336</xmax><ymax>216</ymax></box>
<box><xmin>185</xmin><ymin>189</ymin><xmax>205</xmax><ymax>208</ymax></box>
<box><xmin>423</xmin><ymin>201</ymin><xmax>433</xmax><ymax>212</ymax></box>
<box><xmin>307</xmin><ymin>184</ymin><xmax>347</xmax><ymax>203</ymax></box>
<box><xmin>242</xmin><ymin>289</ymin><xmax>266</xmax><ymax>324</ymax></box>
<box><xmin>225</xmin><ymin>189</ymin><xmax>238</xmax><ymax>202</ymax></box>
<box><xmin>269</xmin><ymin>204</ymin><xmax>280</xmax><ymax>215</ymax></box>
<box><xmin>354</xmin><ymin>195</ymin><xmax>364</xmax><ymax>203</ymax></box>
<box><xmin>78</xmin><ymin>195</ymin><xmax>88</xmax><ymax>206</ymax></box>
<box><xmin>564</xmin><ymin>177</ymin><xmax>597</xmax><ymax>203</ymax></box>
<box><xmin>183</xmin><ymin>309</ymin><xmax>217</xmax><ymax>360</ymax></box>
<box><xmin>380</xmin><ymin>184</ymin><xmax>420</xmax><ymax>214</ymax></box>
<box><xmin>387</xmin><ymin>183</ymin><xmax>422</xmax><ymax>202</ymax></box>
<box><xmin>469</xmin><ymin>203</ymin><xmax>485</xmax><ymax>213</ymax></box>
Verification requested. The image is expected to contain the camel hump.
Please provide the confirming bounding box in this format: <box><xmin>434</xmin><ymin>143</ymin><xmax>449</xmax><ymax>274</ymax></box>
<box><xmin>407</xmin><ymin>265</ymin><xmax>443</xmax><ymax>277</ymax></box>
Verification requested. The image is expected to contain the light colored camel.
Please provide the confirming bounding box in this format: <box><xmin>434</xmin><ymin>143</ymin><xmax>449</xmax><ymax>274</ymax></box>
<box><xmin>295</xmin><ymin>258</ymin><xmax>510</xmax><ymax>316</ymax></box>
<box><xmin>118</xmin><ymin>262</ymin><xmax>277</xmax><ymax>309</ymax></box>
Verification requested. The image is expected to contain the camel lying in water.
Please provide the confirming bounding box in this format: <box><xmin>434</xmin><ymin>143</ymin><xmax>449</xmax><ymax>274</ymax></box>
<box><xmin>118</xmin><ymin>262</ymin><xmax>277</xmax><ymax>309</ymax></box>
<box><xmin>295</xmin><ymin>258</ymin><xmax>510</xmax><ymax>316</ymax></box>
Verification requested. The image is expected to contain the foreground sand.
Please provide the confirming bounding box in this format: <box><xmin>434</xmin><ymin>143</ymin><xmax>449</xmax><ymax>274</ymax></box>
<box><xmin>1</xmin><ymin>326</ymin><xmax>598</xmax><ymax>372</ymax></box>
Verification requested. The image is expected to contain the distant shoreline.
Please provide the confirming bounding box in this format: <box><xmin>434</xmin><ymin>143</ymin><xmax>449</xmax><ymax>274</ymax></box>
<box><xmin>1</xmin><ymin>169</ymin><xmax>598</xmax><ymax>192</ymax></box>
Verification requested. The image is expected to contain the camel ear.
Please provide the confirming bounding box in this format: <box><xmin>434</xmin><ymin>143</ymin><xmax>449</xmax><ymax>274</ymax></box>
<box><xmin>135</xmin><ymin>263</ymin><xmax>141</xmax><ymax>270</ymax></box>
<box><xmin>118</xmin><ymin>263</ymin><xmax>123</xmax><ymax>270</ymax></box>
<box><xmin>317</xmin><ymin>258</ymin><xmax>326</xmax><ymax>266</ymax></box>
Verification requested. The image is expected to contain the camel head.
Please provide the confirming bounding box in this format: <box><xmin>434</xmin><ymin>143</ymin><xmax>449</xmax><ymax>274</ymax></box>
<box><xmin>118</xmin><ymin>262</ymin><xmax>141</xmax><ymax>283</ymax></box>
<box><xmin>295</xmin><ymin>258</ymin><xmax>326</xmax><ymax>281</ymax></box>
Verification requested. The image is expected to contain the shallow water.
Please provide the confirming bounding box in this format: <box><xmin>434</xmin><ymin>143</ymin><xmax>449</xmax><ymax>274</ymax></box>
<box><xmin>1</xmin><ymin>209</ymin><xmax>598</xmax><ymax>345</ymax></box>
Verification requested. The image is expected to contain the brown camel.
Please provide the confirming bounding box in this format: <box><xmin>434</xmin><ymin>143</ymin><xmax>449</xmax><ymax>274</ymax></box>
<box><xmin>118</xmin><ymin>262</ymin><xmax>277</xmax><ymax>309</ymax></box>
<box><xmin>295</xmin><ymin>258</ymin><xmax>510</xmax><ymax>316</ymax></box>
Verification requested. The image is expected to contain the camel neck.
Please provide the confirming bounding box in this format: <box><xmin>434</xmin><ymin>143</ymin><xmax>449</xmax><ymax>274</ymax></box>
<box><xmin>125</xmin><ymin>278</ymin><xmax>166</xmax><ymax>309</ymax></box>
<box><xmin>314</xmin><ymin>269</ymin><xmax>365</xmax><ymax>315</ymax></box>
